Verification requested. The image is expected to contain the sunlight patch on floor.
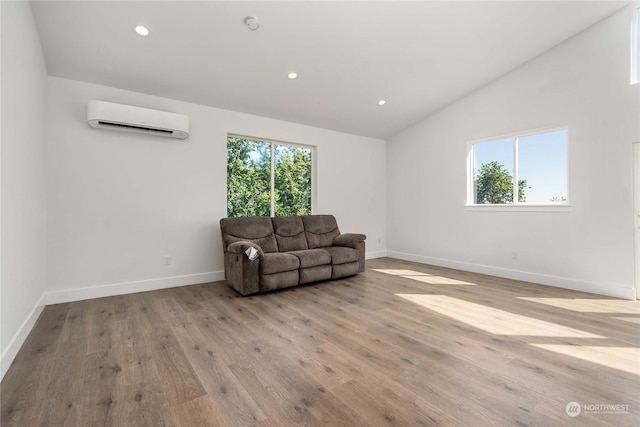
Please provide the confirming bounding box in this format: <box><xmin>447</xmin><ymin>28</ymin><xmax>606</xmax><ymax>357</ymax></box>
<box><xmin>396</xmin><ymin>294</ymin><xmax>604</xmax><ymax>338</ymax></box>
<box><xmin>531</xmin><ymin>344</ymin><xmax>640</xmax><ymax>376</ymax></box>
<box><xmin>373</xmin><ymin>269</ymin><xmax>475</xmax><ymax>285</ymax></box>
<box><xmin>374</xmin><ymin>269</ymin><xmax>423</xmax><ymax>276</ymax></box>
<box><xmin>612</xmin><ymin>317</ymin><xmax>640</xmax><ymax>324</ymax></box>
<box><xmin>518</xmin><ymin>297</ymin><xmax>640</xmax><ymax>314</ymax></box>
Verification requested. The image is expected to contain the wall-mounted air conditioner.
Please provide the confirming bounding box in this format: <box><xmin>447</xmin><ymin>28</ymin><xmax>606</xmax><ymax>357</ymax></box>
<box><xmin>87</xmin><ymin>100</ymin><xmax>190</xmax><ymax>140</ymax></box>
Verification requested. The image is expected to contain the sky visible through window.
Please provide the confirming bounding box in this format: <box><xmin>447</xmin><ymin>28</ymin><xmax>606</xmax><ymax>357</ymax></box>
<box><xmin>473</xmin><ymin>129</ymin><xmax>567</xmax><ymax>203</ymax></box>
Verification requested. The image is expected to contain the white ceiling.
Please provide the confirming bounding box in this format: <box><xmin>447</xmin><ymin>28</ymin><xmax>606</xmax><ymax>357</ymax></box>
<box><xmin>30</xmin><ymin>1</ymin><xmax>629</xmax><ymax>139</ymax></box>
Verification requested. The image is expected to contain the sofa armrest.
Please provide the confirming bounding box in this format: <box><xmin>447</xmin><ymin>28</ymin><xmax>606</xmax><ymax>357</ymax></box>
<box><xmin>333</xmin><ymin>234</ymin><xmax>366</xmax><ymax>273</ymax></box>
<box><xmin>333</xmin><ymin>233</ymin><xmax>366</xmax><ymax>247</ymax></box>
<box><xmin>224</xmin><ymin>251</ymin><xmax>260</xmax><ymax>296</ymax></box>
<box><xmin>227</xmin><ymin>240</ymin><xmax>264</xmax><ymax>260</ymax></box>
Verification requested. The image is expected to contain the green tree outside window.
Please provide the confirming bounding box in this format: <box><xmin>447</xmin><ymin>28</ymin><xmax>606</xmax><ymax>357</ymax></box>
<box><xmin>474</xmin><ymin>161</ymin><xmax>528</xmax><ymax>204</ymax></box>
<box><xmin>227</xmin><ymin>136</ymin><xmax>312</xmax><ymax>217</ymax></box>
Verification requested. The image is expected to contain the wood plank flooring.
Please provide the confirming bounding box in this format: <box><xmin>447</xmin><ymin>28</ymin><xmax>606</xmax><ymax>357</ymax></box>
<box><xmin>2</xmin><ymin>257</ymin><xmax>639</xmax><ymax>426</ymax></box>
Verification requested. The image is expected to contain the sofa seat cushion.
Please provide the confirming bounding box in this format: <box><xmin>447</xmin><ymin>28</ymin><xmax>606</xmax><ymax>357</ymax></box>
<box><xmin>289</xmin><ymin>249</ymin><xmax>331</xmax><ymax>268</ymax></box>
<box><xmin>260</xmin><ymin>252</ymin><xmax>300</xmax><ymax>275</ymax></box>
<box><xmin>332</xmin><ymin>261</ymin><xmax>359</xmax><ymax>279</ymax></box>
<box><xmin>261</xmin><ymin>270</ymin><xmax>299</xmax><ymax>292</ymax></box>
<box><xmin>300</xmin><ymin>265</ymin><xmax>332</xmax><ymax>284</ymax></box>
<box><xmin>323</xmin><ymin>246</ymin><xmax>359</xmax><ymax>265</ymax></box>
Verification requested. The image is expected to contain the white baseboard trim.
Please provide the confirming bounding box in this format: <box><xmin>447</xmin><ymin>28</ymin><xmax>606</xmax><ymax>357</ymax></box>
<box><xmin>387</xmin><ymin>251</ymin><xmax>636</xmax><ymax>300</ymax></box>
<box><xmin>45</xmin><ymin>271</ymin><xmax>226</xmax><ymax>305</ymax></box>
<box><xmin>1</xmin><ymin>292</ymin><xmax>47</xmax><ymax>381</ymax></box>
<box><xmin>366</xmin><ymin>250</ymin><xmax>388</xmax><ymax>260</ymax></box>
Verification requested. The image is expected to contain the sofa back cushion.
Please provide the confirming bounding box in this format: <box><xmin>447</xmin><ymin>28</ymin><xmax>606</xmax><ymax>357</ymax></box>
<box><xmin>220</xmin><ymin>217</ymin><xmax>279</xmax><ymax>253</ymax></box>
<box><xmin>272</xmin><ymin>216</ymin><xmax>309</xmax><ymax>252</ymax></box>
<box><xmin>302</xmin><ymin>215</ymin><xmax>341</xmax><ymax>248</ymax></box>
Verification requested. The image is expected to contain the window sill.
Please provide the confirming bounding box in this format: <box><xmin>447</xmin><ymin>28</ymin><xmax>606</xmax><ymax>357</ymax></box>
<box><xmin>464</xmin><ymin>204</ymin><xmax>572</xmax><ymax>213</ymax></box>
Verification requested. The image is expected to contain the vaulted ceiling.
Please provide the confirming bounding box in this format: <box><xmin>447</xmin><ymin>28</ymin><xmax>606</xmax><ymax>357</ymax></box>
<box><xmin>30</xmin><ymin>1</ymin><xmax>629</xmax><ymax>139</ymax></box>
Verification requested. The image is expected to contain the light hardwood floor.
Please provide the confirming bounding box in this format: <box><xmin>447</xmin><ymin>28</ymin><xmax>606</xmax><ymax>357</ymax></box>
<box><xmin>2</xmin><ymin>257</ymin><xmax>639</xmax><ymax>426</ymax></box>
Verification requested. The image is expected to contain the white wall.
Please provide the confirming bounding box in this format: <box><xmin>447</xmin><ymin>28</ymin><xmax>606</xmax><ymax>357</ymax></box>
<box><xmin>45</xmin><ymin>77</ymin><xmax>387</xmax><ymax>303</ymax></box>
<box><xmin>1</xmin><ymin>2</ymin><xmax>49</xmax><ymax>377</ymax></box>
<box><xmin>387</xmin><ymin>5</ymin><xmax>640</xmax><ymax>299</ymax></box>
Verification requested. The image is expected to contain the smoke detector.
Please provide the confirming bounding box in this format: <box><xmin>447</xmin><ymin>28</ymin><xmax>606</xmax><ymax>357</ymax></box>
<box><xmin>244</xmin><ymin>16</ymin><xmax>260</xmax><ymax>31</ymax></box>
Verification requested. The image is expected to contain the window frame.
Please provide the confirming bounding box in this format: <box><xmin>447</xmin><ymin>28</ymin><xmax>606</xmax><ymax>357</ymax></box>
<box><xmin>466</xmin><ymin>126</ymin><xmax>571</xmax><ymax>212</ymax></box>
<box><xmin>226</xmin><ymin>133</ymin><xmax>316</xmax><ymax>217</ymax></box>
<box><xmin>632</xmin><ymin>6</ymin><xmax>640</xmax><ymax>85</ymax></box>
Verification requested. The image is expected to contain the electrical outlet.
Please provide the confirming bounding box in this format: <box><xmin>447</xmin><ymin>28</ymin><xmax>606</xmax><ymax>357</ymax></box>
<box><xmin>163</xmin><ymin>256</ymin><xmax>171</xmax><ymax>266</ymax></box>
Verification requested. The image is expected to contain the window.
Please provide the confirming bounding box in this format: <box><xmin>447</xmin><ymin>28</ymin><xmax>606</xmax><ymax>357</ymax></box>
<box><xmin>227</xmin><ymin>135</ymin><xmax>313</xmax><ymax>217</ymax></box>
<box><xmin>468</xmin><ymin>127</ymin><xmax>568</xmax><ymax>206</ymax></box>
<box><xmin>633</xmin><ymin>7</ymin><xmax>640</xmax><ymax>84</ymax></box>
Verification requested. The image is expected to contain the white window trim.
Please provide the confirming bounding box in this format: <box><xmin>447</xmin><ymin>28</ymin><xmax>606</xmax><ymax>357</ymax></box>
<box><xmin>227</xmin><ymin>133</ymin><xmax>316</xmax><ymax>216</ymax></box>
<box><xmin>466</xmin><ymin>125</ymin><xmax>571</xmax><ymax>211</ymax></box>
<box><xmin>464</xmin><ymin>204</ymin><xmax>572</xmax><ymax>213</ymax></box>
<box><xmin>632</xmin><ymin>5</ymin><xmax>639</xmax><ymax>85</ymax></box>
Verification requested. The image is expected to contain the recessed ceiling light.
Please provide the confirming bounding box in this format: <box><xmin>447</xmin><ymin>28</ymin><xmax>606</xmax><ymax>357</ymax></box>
<box><xmin>288</xmin><ymin>72</ymin><xmax>298</xmax><ymax>80</ymax></box>
<box><xmin>134</xmin><ymin>25</ymin><xmax>150</xmax><ymax>37</ymax></box>
<box><xmin>378</xmin><ymin>100</ymin><xmax>386</xmax><ymax>106</ymax></box>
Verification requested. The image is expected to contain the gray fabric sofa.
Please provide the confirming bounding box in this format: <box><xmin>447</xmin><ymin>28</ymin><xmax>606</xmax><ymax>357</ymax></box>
<box><xmin>219</xmin><ymin>215</ymin><xmax>366</xmax><ymax>295</ymax></box>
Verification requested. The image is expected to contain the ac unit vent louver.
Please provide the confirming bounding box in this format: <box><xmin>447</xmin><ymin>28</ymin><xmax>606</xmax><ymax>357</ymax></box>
<box><xmin>87</xmin><ymin>100</ymin><xmax>190</xmax><ymax>140</ymax></box>
<box><xmin>97</xmin><ymin>121</ymin><xmax>173</xmax><ymax>134</ymax></box>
